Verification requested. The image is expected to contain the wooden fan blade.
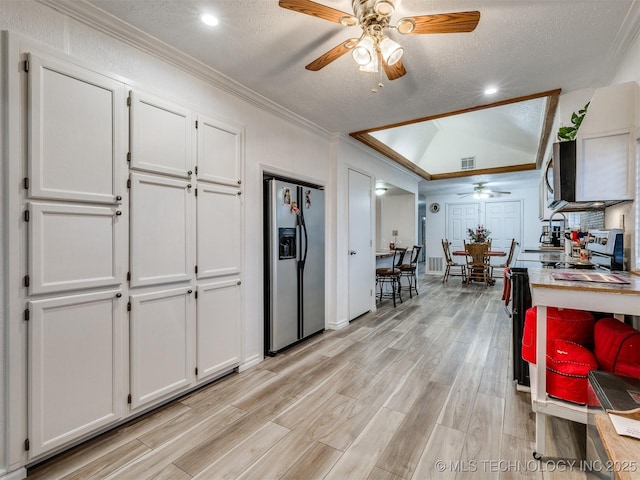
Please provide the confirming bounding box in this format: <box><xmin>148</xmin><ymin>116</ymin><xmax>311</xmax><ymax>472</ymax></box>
<box><xmin>279</xmin><ymin>0</ymin><xmax>351</xmax><ymax>23</ymax></box>
<box><xmin>406</xmin><ymin>11</ymin><xmax>480</xmax><ymax>34</ymax></box>
<box><xmin>382</xmin><ymin>59</ymin><xmax>406</xmax><ymax>81</ymax></box>
<box><xmin>305</xmin><ymin>39</ymin><xmax>357</xmax><ymax>71</ymax></box>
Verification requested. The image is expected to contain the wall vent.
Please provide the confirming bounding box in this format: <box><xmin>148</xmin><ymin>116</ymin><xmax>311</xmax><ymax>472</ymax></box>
<box><xmin>461</xmin><ymin>156</ymin><xmax>476</xmax><ymax>170</ymax></box>
<box><xmin>428</xmin><ymin>257</ymin><xmax>444</xmax><ymax>272</ymax></box>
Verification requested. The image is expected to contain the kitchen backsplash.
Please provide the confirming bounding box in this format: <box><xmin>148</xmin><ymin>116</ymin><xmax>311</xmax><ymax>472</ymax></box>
<box><xmin>566</xmin><ymin>211</ymin><xmax>605</xmax><ymax>231</ymax></box>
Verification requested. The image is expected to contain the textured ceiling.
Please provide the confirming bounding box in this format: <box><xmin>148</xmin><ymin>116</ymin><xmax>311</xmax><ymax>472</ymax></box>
<box><xmin>52</xmin><ymin>0</ymin><xmax>640</xmax><ymax>190</ymax></box>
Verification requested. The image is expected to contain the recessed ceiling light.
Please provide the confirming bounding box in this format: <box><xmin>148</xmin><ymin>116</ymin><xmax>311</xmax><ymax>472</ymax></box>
<box><xmin>484</xmin><ymin>87</ymin><xmax>498</xmax><ymax>95</ymax></box>
<box><xmin>201</xmin><ymin>14</ymin><xmax>219</xmax><ymax>26</ymax></box>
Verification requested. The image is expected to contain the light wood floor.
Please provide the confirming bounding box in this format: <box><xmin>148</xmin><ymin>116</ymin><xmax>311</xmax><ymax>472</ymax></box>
<box><xmin>28</xmin><ymin>275</ymin><xmax>588</xmax><ymax>480</ymax></box>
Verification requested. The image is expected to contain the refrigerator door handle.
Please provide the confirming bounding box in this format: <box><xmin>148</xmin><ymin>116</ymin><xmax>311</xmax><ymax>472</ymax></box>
<box><xmin>300</xmin><ymin>216</ymin><xmax>309</xmax><ymax>267</ymax></box>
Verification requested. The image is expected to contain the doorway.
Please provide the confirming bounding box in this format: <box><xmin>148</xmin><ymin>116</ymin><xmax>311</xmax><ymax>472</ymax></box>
<box><xmin>348</xmin><ymin>169</ymin><xmax>373</xmax><ymax>320</ymax></box>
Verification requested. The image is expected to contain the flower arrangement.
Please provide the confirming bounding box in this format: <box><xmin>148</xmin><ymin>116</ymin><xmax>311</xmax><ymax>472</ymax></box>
<box><xmin>467</xmin><ymin>225</ymin><xmax>491</xmax><ymax>243</ymax></box>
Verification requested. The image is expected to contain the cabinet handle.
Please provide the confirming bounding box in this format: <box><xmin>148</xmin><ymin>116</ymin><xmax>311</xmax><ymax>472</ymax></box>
<box><xmin>188</xmin><ymin>289</ymin><xmax>193</xmax><ymax>294</ymax></box>
<box><xmin>237</xmin><ymin>281</ymin><xmax>242</xmax><ymax>286</ymax></box>
<box><xmin>237</xmin><ymin>180</ymin><xmax>242</xmax><ymax>185</ymax></box>
<box><xmin>115</xmin><ymin>195</ymin><xmax>122</xmax><ymax>202</ymax></box>
<box><xmin>115</xmin><ymin>293</ymin><xmax>122</xmax><ymax>298</ymax></box>
<box><xmin>187</xmin><ymin>184</ymin><xmax>192</xmax><ymax>189</ymax></box>
<box><xmin>187</xmin><ymin>170</ymin><xmax>193</xmax><ymax>176</ymax></box>
<box><xmin>115</xmin><ymin>210</ymin><xmax>122</xmax><ymax>216</ymax></box>
<box><xmin>237</xmin><ymin>191</ymin><xmax>242</xmax><ymax>196</ymax></box>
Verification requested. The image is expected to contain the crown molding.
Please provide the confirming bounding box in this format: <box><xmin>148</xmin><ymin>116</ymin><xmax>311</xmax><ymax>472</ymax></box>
<box><xmin>37</xmin><ymin>0</ymin><xmax>330</xmax><ymax>139</ymax></box>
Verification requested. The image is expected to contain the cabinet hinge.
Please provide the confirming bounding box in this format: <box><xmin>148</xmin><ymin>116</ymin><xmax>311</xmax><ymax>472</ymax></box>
<box><xmin>23</xmin><ymin>59</ymin><xmax>29</xmax><ymax>73</ymax></box>
<box><xmin>127</xmin><ymin>271</ymin><xmax>131</xmax><ymax>281</ymax></box>
<box><xmin>126</xmin><ymin>152</ymin><xmax>131</xmax><ymax>162</ymax></box>
<box><xmin>195</xmin><ymin>265</ymin><xmax>198</xmax><ymax>274</ymax></box>
<box><xmin>24</xmin><ymin>438</ymin><xmax>30</xmax><ymax>451</ymax></box>
<box><xmin>24</xmin><ymin>210</ymin><xmax>30</xmax><ymax>222</ymax></box>
<box><xmin>24</xmin><ymin>308</ymin><xmax>30</xmax><ymax>321</ymax></box>
<box><xmin>24</xmin><ymin>275</ymin><xmax>30</xmax><ymax>288</ymax></box>
<box><xmin>127</xmin><ymin>394</ymin><xmax>132</xmax><ymax>404</ymax></box>
<box><xmin>195</xmin><ymin>120</ymin><xmax>198</xmax><ymax>129</ymax></box>
<box><xmin>127</xmin><ymin>302</ymin><xmax>131</xmax><ymax>312</ymax></box>
<box><xmin>195</xmin><ymin>166</ymin><xmax>198</xmax><ymax>175</ymax></box>
<box><xmin>127</xmin><ymin>91</ymin><xmax>132</xmax><ymax>107</ymax></box>
<box><xmin>127</xmin><ymin>178</ymin><xmax>131</xmax><ymax>189</ymax></box>
<box><xmin>23</xmin><ymin>177</ymin><xmax>29</xmax><ymax>190</ymax></box>
<box><xmin>370</xmin><ymin>289</ymin><xmax>373</xmax><ymax>297</ymax></box>
<box><xmin>195</xmin><ymin>290</ymin><xmax>198</xmax><ymax>299</ymax></box>
<box><xmin>195</xmin><ymin>188</ymin><xmax>198</xmax><ymax>197</ymax></box>
<box><xmin>195</xmin><ymin>367</ymin><xmax>198</xmax><ymax>376</ymax></box>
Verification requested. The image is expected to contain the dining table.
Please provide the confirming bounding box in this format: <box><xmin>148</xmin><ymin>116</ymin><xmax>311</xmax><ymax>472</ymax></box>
<box><xmin>452</xmin><ymin>248</ymin><xmax>506</xmax><ymax>285</ymax></box>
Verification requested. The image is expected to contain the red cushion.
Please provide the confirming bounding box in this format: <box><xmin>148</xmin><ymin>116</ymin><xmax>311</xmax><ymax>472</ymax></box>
<box><xmin>593</xmin><ymin>318</ymin><xmax>640</xmax><ymax>376</ymax></box>
<box><xmin>522</xmin><ymin>306</ymin><xmax>595</xmax><ymax>364</ymax></box>
<box><xmin>546</xmin><ymin>339</ymin><xmax>598</xmax><ymax>404</ymax></box>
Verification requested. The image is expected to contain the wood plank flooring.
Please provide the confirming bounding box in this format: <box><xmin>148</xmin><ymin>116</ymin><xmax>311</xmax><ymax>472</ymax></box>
<box><xmin>28</xmin><ymin>275</ymin><xmax>588</xmax><ymax>480</ymax></box>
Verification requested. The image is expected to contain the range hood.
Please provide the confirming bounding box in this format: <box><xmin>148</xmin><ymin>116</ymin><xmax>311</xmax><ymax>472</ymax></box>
<box><xmin>549</xmin><ymin>81</ymin><xmax>638</xmax><ymax>212</ymax></box>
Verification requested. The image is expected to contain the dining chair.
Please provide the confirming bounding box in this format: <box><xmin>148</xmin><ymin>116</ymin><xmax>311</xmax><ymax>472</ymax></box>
<box><xmin>399</xmin><ymin>245</ymin><xmax>422</xmax><ymax>297</ymax></box>
<box><xmin>375</xmin><ymin>247</ymin><xmax>406</xmax><ymax>307</ymax></box>
<box><xmin>464</xmin><ymin>241</ymin><xmax>491</xmax><ymax>287</ymax></box>
<box><xmin>491</xmin><ymin>238</ymin><xmax>518</xmax><ymax>279</ymax></box>
<box><xmin>441</xmin><ymin>239</ymin><xmax>466</xmax><ymax>283</ymax></box>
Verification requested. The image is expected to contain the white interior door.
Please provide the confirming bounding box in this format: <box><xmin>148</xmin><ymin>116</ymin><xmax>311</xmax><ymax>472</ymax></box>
<box><xmin>484</xmin><ymin>200</ymin><xmax>522</xmax><ymax>265</ymax></box>
<box><xmin>196</xmin><ymin>280</ymin><xmax>241</xmax><ymax>381</ymax></box>
<box><xmin>28</xmin><ymin>202</ymin><xmax>122</xmax><ymax>295</ymax></box>
<box><xmin>446</xmin><ymin>203</ymin><xmax>480</xmax><ymax>252</ymax></box>
<box><xmin>348</xmin><ymin>169</ymin><xmax>372</xmax><ymax>320</ymax></box>
<box><xmin>28</xmin><ymin>53</ymin><xmax>124</xmax><ymax>204</ymax></box>
<box><xmin>129</xmin><ymin>173</ymin><xmax>194</xmax><ymax>287</ymax></box>
<box><xmin>28</xmin><ymin>290</ymin><xmax>124</xmax><ymax>457</ymax></box>
<box><xmin>196</xmin><ymin>183</ymin><xmax>242</xmax><ymax>279</ymax></box>
<box><xmin>129</xmin><ymin>287</ymin><xmax>194</xmax><ymax>409</ymax></box>
<box><xmin>196</xmin><ymin>115</ymin><xmax>243</xmax><ymax>186</ymax></box>
<box><xmin>129</xmin><ymin>90</ymin><xmax>193</xmax><ymax>178</ymax></box>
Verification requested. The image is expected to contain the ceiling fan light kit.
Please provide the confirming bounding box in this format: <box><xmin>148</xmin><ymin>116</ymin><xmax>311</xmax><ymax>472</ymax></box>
<box><xmin>278</xmin><ymin>0</ymin><xmax>480</xmax><ymax>82</ymax></box>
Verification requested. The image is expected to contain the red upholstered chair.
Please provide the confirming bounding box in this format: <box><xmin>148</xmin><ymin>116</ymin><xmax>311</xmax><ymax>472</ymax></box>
<box><xmin>594</xmin><ymin>318</ymin><xmax>640</xmax><ymax>377</ymax></box>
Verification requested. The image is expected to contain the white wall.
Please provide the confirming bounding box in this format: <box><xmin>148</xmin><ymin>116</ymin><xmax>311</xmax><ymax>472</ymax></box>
<box><xmin>377</xmin><ymin>193</ymin><xmax>416</xmax><ymax>250</ymax></box>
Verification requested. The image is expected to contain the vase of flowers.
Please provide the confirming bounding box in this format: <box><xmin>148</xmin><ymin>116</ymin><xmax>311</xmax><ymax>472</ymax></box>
<box><xmin>467</xmin><ymin>225</ymin><xmax>491</xmax><ymax>243</ymax></box>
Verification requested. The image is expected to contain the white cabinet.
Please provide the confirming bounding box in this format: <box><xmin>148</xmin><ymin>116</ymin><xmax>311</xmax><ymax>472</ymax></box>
<box><xmin>575</xmin><ymin>81</ymin><xmax>638</xmax><ymax>203</ymax></box>
<box><xmin>27</xmin><ymin>202</ymin><xmax>123</xmax><ymax>295</ymax></box>
<box><xmin>28</xmin><ymin>290</ymin><xmax>124</xmax><ymax>457</ymax></box>
<box><xmin>129</xmin><ymin>173</ymin><xmax>194</xmax><ymax>287</ymax></box>
<box><xmin>196</xmin><ymin>183</ymin><xmax>242</xmax><ymax>279</ymax></box>
<box><xmin>196</xmin><ymin>280</ymin><xmax>242</xmax><ymax>381</ymax></box>
<box><xmin>197</xmin><ymin>115</ymin><xmax>243</xmax><ymax>187</ymax></box>
<box><xmin>129</xmin><ymin>90</ymin><xmax>194</xmax><ymax>179</ymax></box>
<box><xmin>27</xmin><ymin>53</ymin><xmax>125</xmax><ymax>204</ymax></box>
<box><xmin>129</xmin><ymin>287</ymin><xmax>195</xmax><ymax>409</ymax></box>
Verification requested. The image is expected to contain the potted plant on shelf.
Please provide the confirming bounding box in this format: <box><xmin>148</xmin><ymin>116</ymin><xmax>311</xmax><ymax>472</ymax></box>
<box><xmin>557</xmin><ymin>102</ymin><xmax>590</xmax><ymax>141</ymax></box>
<box><xmin>467</xmin><ymin>225</ymin><xmax>491</xmax><ymax>243</ymax></box>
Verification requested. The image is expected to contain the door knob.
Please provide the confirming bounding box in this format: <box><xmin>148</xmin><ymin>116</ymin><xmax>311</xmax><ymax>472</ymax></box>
<box><xmin>349</xmin><ymin>250</ymin><xmax>357</xmax><ymax>255</ymax></box>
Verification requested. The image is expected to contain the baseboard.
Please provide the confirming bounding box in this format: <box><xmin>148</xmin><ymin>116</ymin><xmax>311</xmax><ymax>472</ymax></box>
<box><xmin>0</xmin><ymin>467</ymin><xmax>27</xmax><ymax>480</ymax></box>
<box><xmin>327</xmin><ymin>318</ymin><xmax>349</xmax><ymax>330</ymax></box>
<box><xmin>238</xmin><ymin>353</ymin><xmax>262</xmax><ymax>372</ymax></box>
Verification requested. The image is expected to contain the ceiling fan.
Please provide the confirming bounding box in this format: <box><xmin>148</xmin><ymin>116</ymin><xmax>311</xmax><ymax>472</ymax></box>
<box><xmin>457</xmin><ymin>182</ymin><xmax>511</xmax><ymax>199</ymax></box>
<box><xmin>278</xmin><ymin>0</ymin><xmax>480</xmax><ymax>80</ymax></box>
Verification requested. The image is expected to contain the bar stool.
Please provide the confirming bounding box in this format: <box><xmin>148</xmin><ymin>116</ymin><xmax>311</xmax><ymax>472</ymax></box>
<box><xmin>376</xmin><ymin>248</ymin><xmax>406</xmax><ymax>307</ymax></box>
<box><xmin>399</xmin><ymin>245</ymin><xmax>422</xmax><ymax>298</ymax></box>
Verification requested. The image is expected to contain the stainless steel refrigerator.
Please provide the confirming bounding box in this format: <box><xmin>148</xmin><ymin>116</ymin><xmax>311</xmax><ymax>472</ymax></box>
<box><xmin>264</xmin><ymin>178</ymin><xmax>325</xmax><ymax>355</ymax></box>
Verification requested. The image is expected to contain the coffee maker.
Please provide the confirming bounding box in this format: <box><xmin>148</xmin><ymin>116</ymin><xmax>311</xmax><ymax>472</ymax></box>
<box><xmin>539</xmin><ymin>225</ymin><xmax>562</xmax><ymax>246</ymax></box>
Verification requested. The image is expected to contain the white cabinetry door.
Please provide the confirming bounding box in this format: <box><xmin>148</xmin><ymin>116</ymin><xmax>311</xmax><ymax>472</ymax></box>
<box><xmin>130</xmin><ymin>173</ymin><xmax>194</xmax><ymax>287</ymax></box>
<box><xmin>196</xmin><ymin>183</ymin><xmax>242</xmax><ymax>279</ymax></box>
<box><xmin>196</xmin><ymin>280</ymin><xmax>241</xmax><ymax>381</ymax></box>
<box><xmin>28</xmin><ymin>290</ymin><xmax>124</xmax><ymax>457</ymax></box>
<box><xmin>28</xmin><ymin>53</ymin><xmax>124</xmax><ymax>204</ymax></box>
<box><xmin>129</xmin><ymin>90</ymin><xmax>194</xmax><ymax>178</ymax></box>
<box><xmin>577</xmin><ymin>132</ymin><xmax>634</xmax><ymax>201</ymax></box>
<box><xmin>28</xmin><ymin>202</ymin><xmax>122</xmax><ymax>295</ymax></box>
<box><xmin>197</xmin><ymin>115</ymin><xmax>243</xmax><ymax>186</ymax></box>
<box><xmin>129</xmin><ymin>287</ymin><xmax>195</xmax><ymax>409</ymax></box>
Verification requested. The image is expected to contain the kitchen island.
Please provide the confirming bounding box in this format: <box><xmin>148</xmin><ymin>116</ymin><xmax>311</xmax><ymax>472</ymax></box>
<box><xmin>526</xmin><ymin>268</ymin><xmax>640</xmax><ymax>459</ymax></box>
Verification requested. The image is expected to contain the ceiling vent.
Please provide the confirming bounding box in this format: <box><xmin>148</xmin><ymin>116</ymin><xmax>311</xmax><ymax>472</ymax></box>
<box><xmin>461</xmin><ymin>156</ymin><xmax>476</xmax><ymax>170</ymax></box>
